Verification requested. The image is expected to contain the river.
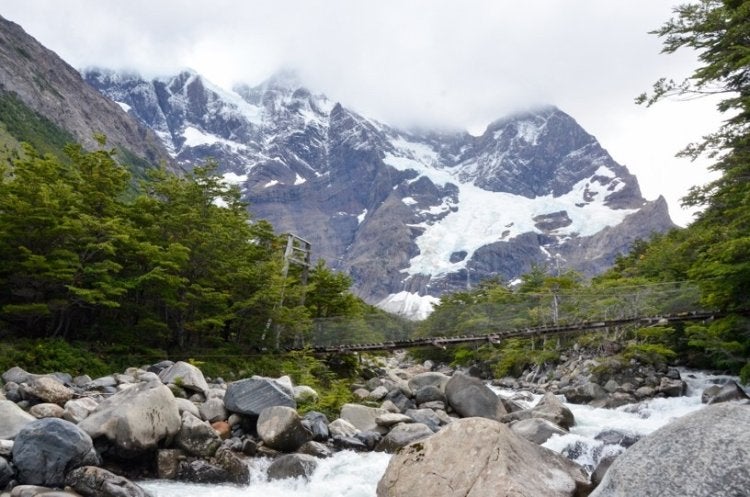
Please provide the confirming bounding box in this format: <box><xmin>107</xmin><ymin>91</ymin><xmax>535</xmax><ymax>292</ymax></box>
<box><xmin>140</xmin><ymin>369</ymin><xmax>739</xmax><ymax>497</ymax></box>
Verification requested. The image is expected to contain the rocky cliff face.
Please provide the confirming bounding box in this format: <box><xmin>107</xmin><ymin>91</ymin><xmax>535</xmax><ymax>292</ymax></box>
<box><xmin>0</xmin><ymin>15</ymin><xmax>171</xmax><ymax>167</ymax></box>
<box><xmin>83</xmin><ymin>68</ymin><xmax>675</xmax><ymax>317</ymax></box>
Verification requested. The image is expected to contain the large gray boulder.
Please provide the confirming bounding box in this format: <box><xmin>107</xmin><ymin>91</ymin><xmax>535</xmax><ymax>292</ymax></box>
<box><xmin>2</xmin><ymin>366</ymin><xmax>35</xmax><ymax>385</ymax></box>
<box><xmin>257</xmin><ymin>406</ymin><xmax>313</xmax><ymax>452</ymax></box>
<box><xmin>158</xmin><ymin>361</ymin><xmax>209</xmax><ymax>395</ymax></box>
<box><xmin>12</xmin><ymin>418</ymin><xmax>93</xmax><ymax>487</ymax></box>
<box><xmin>377</xmin><ymin>417</ymin><xmax>590</xmax><ymax>497</ymax></box>
<box><xmin>445</xmin><ymin>373</ymin><xmax>506</xmax><ymax>420</ymax></box>
<box><xmin>590</xmin><ymin>403</ymin><xmax>750</xmax><ymax>497</ymax></box>
<box><xmin>0</xmin><ymin>400</ymin><xmax>35</xmax><ymax>439</ymax></box>
<box><xmin>224</xmin><ymin>377</ymin><xmax>295</xmax><ymax>417</ymax></box>
<box><xmin>174</xmin><ymin>412</ymin><xmax>221</xmax><ymax>457</ymax></box>
<box><xmin>78</xmin><ymin>379</ymin><xmax>181</xmax><ymax>453</ymax></box>
<box><xmin>65</xmin><ymin>466</ymin><xmax>150</xmax><ymax>497</ymax></box>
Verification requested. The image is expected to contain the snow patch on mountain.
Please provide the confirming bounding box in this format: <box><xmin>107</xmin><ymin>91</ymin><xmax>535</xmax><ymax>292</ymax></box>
<box><xmin>404</xmin><ymin>168</ymin><xmax>638</xmax><ymax>278</ymax></box>
<box><xmin>183</xmin><ymin>126</ymin><xmax>246</xmax><ymax>151</ymax></box>
<box><xmin>377</xmin><ymin>291</ymin><xmax>439</xmax><ymax>321</ymax></box>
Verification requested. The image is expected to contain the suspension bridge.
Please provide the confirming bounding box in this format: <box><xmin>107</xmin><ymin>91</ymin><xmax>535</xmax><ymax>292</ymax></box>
<box><xmin>294</xmin><ymin>281</ymin><xmax>720</xmax><ymax>353</ymax></box>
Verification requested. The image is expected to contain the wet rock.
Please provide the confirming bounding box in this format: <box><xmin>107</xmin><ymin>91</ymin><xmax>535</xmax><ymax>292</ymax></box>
<box><xmin>156</xmin><ymin>449</ymin><xmax>184</xmax><ymax>479</ymax></box>
<box><xmin>179</xmin><ymin>460</ymin><xmax>230</xmax><ymax>484</ymax></box>
<box><xmin>214</xmin><ymin>446</ymin><xmax>250</xmax><ymax>484</ymax></box>
<box><xmin>328</xmin><ymin>418</ymin><xmax>359</xmax><ymax>438</ymax></box>
<box><xmin>703</xmin><ymin>381</ymin><xmax>749</xmax><ymax>404</ymax></box>
<box><xmin>298</xmin><ymin>440</ymin><xmax>333</xmax><ymax>458</ymax></box>
<box><xmin>267</xmin><ymin>453</ymin><xmax>318</xmax><ymax>481</ymax></box>
<box><xmin>595</xmin><ymin>430</ymin><xmax>640</xmax><ymax>448</ymax></box>
<box><xmin>657</xmin><ymin>377</ymin><xmax>685</xmax><ymax>397</ymax></box>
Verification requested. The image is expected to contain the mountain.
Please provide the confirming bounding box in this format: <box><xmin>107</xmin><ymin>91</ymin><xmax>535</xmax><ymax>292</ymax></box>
<box><xmin>0</xmin><ymin>15</ymin><xmax>171</xmax><ymax>171</ymax></box>
<box><xmin>83</xmin><ymin>68</ymin><xmax>675</xmax><ymax>318</ymax></box>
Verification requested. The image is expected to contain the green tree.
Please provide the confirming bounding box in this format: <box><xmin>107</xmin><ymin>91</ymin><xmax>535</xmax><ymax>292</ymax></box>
<box><xmin>639</xmin><ymin>0</ymin><xmax>750</xmax><ymax>378</ymax></box>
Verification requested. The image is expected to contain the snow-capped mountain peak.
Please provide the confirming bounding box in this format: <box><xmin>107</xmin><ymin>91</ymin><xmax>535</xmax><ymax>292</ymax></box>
<box><xmin>84</xmin><ymin>68</ymin><xmax>675</xmax><ymax>318</ymax></box>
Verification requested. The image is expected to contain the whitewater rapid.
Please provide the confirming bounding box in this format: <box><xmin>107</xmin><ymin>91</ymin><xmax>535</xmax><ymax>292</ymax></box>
<box><xmin>140</xmin><ymin>369</ymin><xmax>739</xmax><ymax>497</ymax></box>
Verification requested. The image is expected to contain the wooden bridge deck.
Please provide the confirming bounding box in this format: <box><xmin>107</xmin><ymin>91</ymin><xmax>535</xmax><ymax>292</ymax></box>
<box><xmin>301</xmin><ymin>311</ymin><xmax>719</xmax><ymax>353</ymax></box>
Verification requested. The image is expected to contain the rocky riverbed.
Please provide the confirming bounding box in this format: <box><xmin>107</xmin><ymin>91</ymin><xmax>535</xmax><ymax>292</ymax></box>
<box><xmin>0</xmin><ymin>352</ymin><xmax>748</xmax><ymax>497</ymax></box>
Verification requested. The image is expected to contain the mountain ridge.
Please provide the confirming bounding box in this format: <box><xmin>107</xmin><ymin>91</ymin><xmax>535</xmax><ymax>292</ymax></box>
<box><xmin>83</xmin><ymin>67</ymin><xmax>675</xmax><ymax>318</ymax></box>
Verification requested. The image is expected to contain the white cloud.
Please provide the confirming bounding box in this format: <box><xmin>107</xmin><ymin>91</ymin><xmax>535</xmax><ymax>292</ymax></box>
<box><xmin>1</xmin><ymin>0</ymin><xmax>724</xmax><ymax>225</ymax></box>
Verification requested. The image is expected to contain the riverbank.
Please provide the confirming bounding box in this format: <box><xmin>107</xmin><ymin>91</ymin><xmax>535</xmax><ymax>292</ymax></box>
<box><xmin>0</xmin><ymin>352</ymin><xmax>748</xmax><ymax>497</ymax></box>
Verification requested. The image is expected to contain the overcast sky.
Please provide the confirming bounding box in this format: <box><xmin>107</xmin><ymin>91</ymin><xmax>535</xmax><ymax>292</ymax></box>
<box><xmin>1</xmin><ymin>0</ymin><xmax>724</xmax><ymax>225</ymax></box>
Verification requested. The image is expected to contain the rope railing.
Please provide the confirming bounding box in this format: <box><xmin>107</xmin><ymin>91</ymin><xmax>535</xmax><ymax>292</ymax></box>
<box><xmin>302</xmin><ymin>282</ymin><xmax>711</xmax><ymax>351</ymax></box>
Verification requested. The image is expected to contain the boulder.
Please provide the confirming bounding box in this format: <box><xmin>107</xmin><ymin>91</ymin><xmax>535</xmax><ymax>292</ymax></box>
<box><xmin>0</xmin><ymin>440</ymin><xmax>13</xmax><ymax>456</ymax></box>
<box><xmin>12</xmin><ymin>418</ymin><xmax>93</xmax><ymax>487</ymax></box>
<box><xmin>328</xmin><ymin>418</ymin><xmax>359</xmax><ymax>438</ymax></box>
<box><xmin>214</xmin><ymin>446</ymin><xmax>250</xmax><ymax>484</ymax></box>
<box><xmin>704</xmin><ymin>381</ymin><xmax>749</xmax><ymax>404</ymax></box>
<box><xmin>0</xmin><ymin>400</ymin><xmax>35</xmax><ymax>439</ymax></box>
<box><xmin>199</xmin><ymin>397</ymin><xmax>228</xmax><ymax>423</ymax></box>
<box><xmin>267</xmin><ymin>453</ymin><xmax>318</xmax><ymax>481</ymax></box>
<box><xmin>179</xmin><ymin>460</ymin><xmax>230</xmax><ymax>483</ymax></box>
<box><xmin>224</xmin><ymin>377</ymin><xmax>296</xmax><ymax>417</ymax></box>
<box><xmin>0</xmin><ymin>456</ymin><xmax>14</xmax><ymax>488</ymax></box>
<box><xmin>63</xmin><ymin>397</ymin><xmax>99</xmax><ymax>424</ymax></box>
<box><xmin>156</xmin><ymin>449</ymin><xmax>183</xmax><ymax>479</ymax></box>
<box><xmin>293</xmin><ymin>385</ymin><xmax>319</xmax><ymax>404</ymax></box>
<box><xmin>340</xmin><ymin>404</ymin><xmax>389</xmax><ymax>433</ymax></box>
<box><xmin>2</xmin><ymin>366</ymin><xmax>35</xmax><ymax>385</ymax></box>
<box><xmin>175</xmin><ymin>412</ymin><xmax>222</xmax><ymax>457</ymax></box>
<box><xmin>20</xmin><ymin>377</ymin><xmax>74</xmax><ymax>405</ymax></box>
<box><xmin>78</xmin><ymin>379</ymin><xmax>181</xmax><ymax>453</ymax></box>
<box><xmin>407</xmin><ymin>372</ymin><xmax>451</xmax><ymax>393</ymax></box>
<box><xmin>590</xmin><ymin>403</ymin><xmax>750</xmax><ymax>497</ymax></box>
<box><xmin>174</xmin><ymin>397</ymin><xmax>201</xmax><ymax>418</ymax></box>
<box><xmin>298</xmin><ymin>440</ymin><xmax>333</xmax><ymax>458</ymax></box>
<box><xmin>383</xmin><ymin>389</ymin><xmax>415</xmax><ymax>412</ymax></box>
<box><xmin>503</xmin><ymin>392</ymin><xmax>577</xmax><ymax>430</ymax></box>
<box><xmin>367</xmin><ymin>386</ymin><xmax>390</xmax><ymax>401</ymax></box>
<box><xmin>377</xmin><ymin>417</ymin><xmax>590</xmax><ymax>497</ymax></box>
<box><xmin>404</xmin><ymin>408</ymin><xmax>441</xmax><ymax>432</ymax></box>
<box><xmin>510</xmin><ymin>418</ymin><xmax>568</xmax><ymax>445</ymax></box>
<box><xmin>158</xmin><ymin>361</ymin><xmax>209</xmax><ymax>395</ymax></box>
<box><xmin>29</xmin><ymin>403</ymin><xmax>65</xmax><ymax>419</ymax></box>
<box><xmin>302</xmin><ymin>411</ymin><xmax>330</xmax><ymax>442</ymax></box>
<box><xmin>414</xmin><ymin>385</ymin><xmax>446</xmax><ymax>405</ymax></box>
<box><xmin>375</xmin><ymin>423</ymin><xmax>434</xmax><ymax>453</ymax></box>
<box><xmin>563</xmin><ymin>382</ymin><xmax>607</xmax><ymax>404</ymax></box>
<box><xmin>65</xmin><ymin>466</ymin><xmax>150</xmax><ymax>497</ymax></box>
<box><xmin>445</xmin><ymin>373</ymin><xmax>505</xmax><ymax>420</ymax></box>
<box><xmin>376</xmin><ymin>413</ymin><xmax>413</xmax><ymax>428</ymax></box>
<box><xmin>657</xmin><ymin>377</ymin><xmax>685</xmax><ymax>397</ymax></box>
<box><xmin>257</xmin><ymin>405</ymin><xmax>312</xmax><ymax>452</ymax></box>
